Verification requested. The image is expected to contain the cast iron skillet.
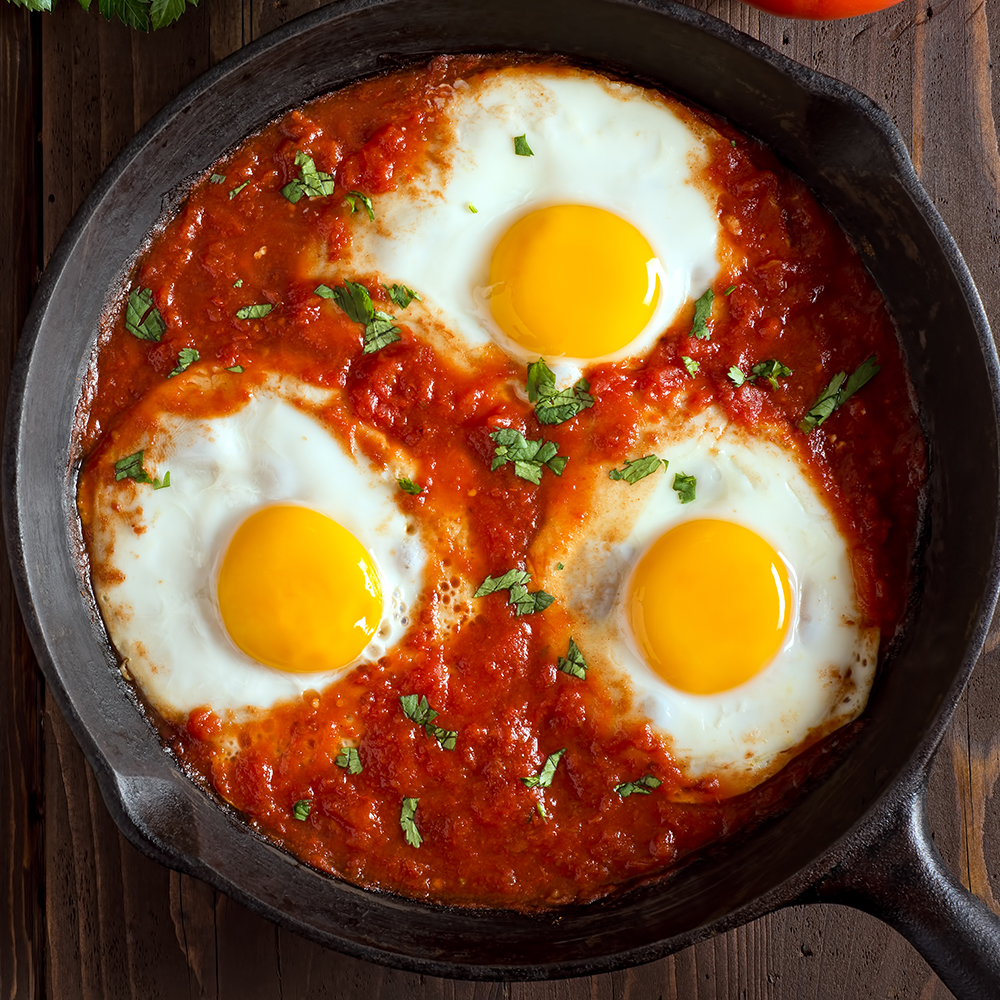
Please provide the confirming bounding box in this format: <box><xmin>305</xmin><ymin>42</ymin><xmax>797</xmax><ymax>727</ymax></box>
<box><xmin>6</xmin><ymin>0</ymin><xmax>1000</xmax><ymax>995</ymax></box>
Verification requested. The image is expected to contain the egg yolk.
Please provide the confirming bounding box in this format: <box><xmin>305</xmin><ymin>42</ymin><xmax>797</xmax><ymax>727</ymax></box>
<box><xmin>489</xmin><ymin>204</ymin><xmax>660</xmax><ymax>358</ymax></box>
<box><xmin>628</xmin><ymin>519</ymin><xmax>792</xmax><ymax>695</ymax></box>
<box><xmin>217</xmin><ymin>505</ymin><xmax>382</xmax><ymax>674</ymax></box>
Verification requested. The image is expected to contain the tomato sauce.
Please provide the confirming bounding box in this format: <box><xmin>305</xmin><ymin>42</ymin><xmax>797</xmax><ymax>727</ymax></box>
<box><xmin>77</xmin><ymin>55</ymin><xmax>925</xmax><ymax>908</ymax></box>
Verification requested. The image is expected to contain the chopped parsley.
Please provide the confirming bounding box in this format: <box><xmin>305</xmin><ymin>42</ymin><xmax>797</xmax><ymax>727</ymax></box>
<box><xmin>799</xmin><ymin>356</ymin><xmax>880</xmax><ymax>433</ymax></box>
<box><xmin>125</xmin><ymin>287</ymin><xmax>166</xmax><ymax>342</ymax></box>
<box><xmin>513</xmin><ymin>134</ymin><xmax>534</xmax><ymax>156</ymax></box>
<box><xmin>225</xmin><ymin>364</ymin><xmax>244</xmax><ymax>373</ymax></box>
<box><xmin>615</xmin><ymin>775</ymin><xmax>662</xmax><ymax>797</ymax></box>
<box><xmin>383</xmin><ymin>283</ymin><xmax>420</xmax><ymax>309</ymax></box>
<box><xmin>398</xmin><ymin>477</ymin><xmax>422</xmax><ymax>495</ymax></box>
<box><xmin>233</xmin><ymin>278</ymin><xmax>243</xmax><ymax>288</ymax></box>
<box><xmin>292</xmin><ymin>799</ymin><xmax>312</xmax><ymax>821</ymax></box>
<box><xmin>210</xmin><ymin>173</ymin><xmax>226</xmax><ymax>184</ymax></box>
<box><xmin>236</xmin><ymin>303</ymin><xmax>272</xmax><ymax>320</ymax></box>
<box><xmin>400</xmin><ymin>797</ymin><xmax>422</xmax><ymax>848</ymax></box>
<box><xmin>724</xmin><ymin>284</ymin><xmax>736</xmax><ymax>295</ymax></box>
<box><xmin>557</xmin><ymin>638</ymin><xmax>587</xmax><ymax>680</ymax></box>
<box><xmin>114</xmin><ymin>450</ymin><xmax>170</xmax><ymax>490</ymax></box>
<box><xmin>335</xmin><ymin>746</ymin><xmax>363</xmax><ymax>774</ymax></box>
<box><xmin>344</xmin><ymin>189</ymin><xmax>375</xmax><ymax>220</ymax></box>
<box><xmin>489</xmin><ymin>428</ymin><xmax>567</xmax><ymax>484</ymax></box>
<box><xmin>167</xmin><ymin>347</ymin><xmax>199</xmax><ymax>378</ymax></box>
<box><xmin>728</xmin><ymin>365</ymin><xmax>746</xmax><ymax>387</ymax></box>
<box><xmin>474</xmin><ymin>568</ymin><xmax>554</xmax><ymax>616</ymax></box>
<box><xmin>682</xmin><ymin>355</ymin><xmax>700</xmax><ymax>377</ymax></box>
<box><xmin>526</xmin><ymin>359</ymin><xmax>594</xmax><ymax>425</ymax></box>
<box><xmin>609</xmin><ymin>455</ymin><xmax>667</xmax><ymax>485</ymax></box>
<box><xmin>399</xmin><ymin>694</ymin><xmax>457</xmax><ymax>751</ymax></box>
<box><xmin>229</xmin><ymin>180</ymin><xmax>248</xmax><ymax>199</ymax></box>
<box><xmin>521</xmin><ymin>749</ymin><xmax>565</xmax><ymax>789</ymax></box>
<box><xmin>281</xmin><ymin>150</ymin><xmax>335</xmax><ymax>203</ymax></box>
<box><xmin>325</xmin><ymin>280</ymin><xmax>402</xmax><ymax>354</ymax></box>
<box><xmin>690</xmin><ymin>288</ymin><xmax>715</xmax><ymax>340</ymax></box>
<box><xmin>672</xmin><ymin>471</ymin><xmax>696</xmax><ymax>504</ymax></box>
<box><xmin>730</xmin><ymin>359</ymin><xmax>793</xmax><ymax>390</ymax></box>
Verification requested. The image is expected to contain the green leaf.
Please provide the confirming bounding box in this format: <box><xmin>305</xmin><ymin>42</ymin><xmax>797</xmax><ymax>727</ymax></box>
<box><xmin>99</xmin><ymin>0</ymin><xmax>149</xmax><ymax>31</ymax></box>
<box><xmin>149</xmin><ymin>0</ymin><xmax>187</xmax><ymax>30</ymax></box>
<box><xmin>125</xmin><ymin>287</ymin><xmax>166</xmax><ymax>342</ymax></box>
<box><xmin>292</xmin><ymin>799</ymin><xmax>312</xmax><ymax>821</ymax></box>
<box><xmin>681</xmin><ymin>355</ymin><xmax>700</xmax><ymax>378</ymax></box>
<box><xmin>399</xmin><ymin>694</ymin><xmax>456</xmax><ymax>750</ymax></box>
<box><xmin>672</xmin><ymin>472</ymin><xmax>696</xmax><ymax>504</ymax></box>
<box><xmin>281</xmin><ymin>150</ymin><xmax>334</xmax><ymax>202</ymax></box>
<box><xmin>526</xmin><ymin>359</ymin><xmax>594</xmax><ymax>425</ymax></box>
<box><xmin>489</xmin><ymin>427</ymin><xmax>568</xmax><ymax>483</ymax></box>
<box><xmin>327</xmin><ymin>280</ymin><xmax>402</xmax><ymax>353</ymax></box>
<box><xmin>615</xmin><ymin>775</ymin><xmax>662</xmax><ymax>797</ymax></box>
<box><xmin>167</xmin><ymin>347</ymin><xmax>199</xmax><ymax>378</ymax></box>
<box><xmin>557</xmin><ymin>638</ymin><xmax>587</xmax><ymax>680</ymax></box>
<box><xmin>728</xmin><ymin>366</ymin><xmax>746</xmax><ymax>387</ymax></box>
<box><xmin>362</xmin><ymin>313</ymin><xmax>402</xmax><ymax>354</ymax></box>
<box><xmin>225</xmin><ymin>365</ymin><xmax>244</xmax><ymax>373</ymax></box>
<box><xmin>383</xmin><ymin>283</ymin><xmax>420</xmax><ymax>309</ymax></box>
<box><xmin>314</xmin><ymin>284</ymin><xmax>335</xmax><ymax>299</ymax></box>
<box><xmin>474</xmin><ymin>569</ymin><xmax>553</xmax><ymax>617</ymax></box>
<box><xmin>689</xmin><ymin>288</ymin><xmax>715</xmax><ymax>340</ymax></box>
<box><xmin>521</xmin><ymin>749</ymin><xmax>565</xmax><ymax>788</ymax></box>
<box><xmin>210</xmin><ymin>173</ymin><xmax>226</xmax><ymax>184</ymax></box>
<box><xmin>724</xmin><ymin>284</ymin><xmax>736</xmax><ymax>295</ymax></box>
<box><xmin>344</xmin><ymin>190</ymin><xmax>375</xmax><ymax>220</ymax></box>
<box><xmin>609</xmin><ymin>455</ymin><xmax>666</xmax><ymax>485</ymax></box>
<box><xmin>839</xmin><ymin>355</ymin><xmax>881</xmax><ymax>403</ymax></box>
<box><xmin>398</xmin><ymin>477</ymin><xmax>422</xmax><ymax>495</ymax></box>
<box><xmin>400</xmin><ymin>797</ymin><xmax>423</xmax><ymax>848</ymax></box>
<box><xmin>513</xmin><ymin>134</ymin><xmax>534</xmax><ymax>156</ymax></box>
<box><xmin>229</xmin><ymin>181</ymin><xmax>248</xmax><ymax>199</ymax></box>
<box><xmin>335</xmin><ymin>746</ymin><xmax>363</xmax><ymax>774</ymax></box>
<box><xmin>236</xmin><ymin>303</ymin><xmax>272</xmax><ymax>320</ymax></box>
<box><xmin>750</xmin><ymin>359</ymin><xmax>793</xmax><ymax>390</ymax></box>
<box><xmin>799</xmin><ymin>372</ymin><xmax>847</xmax><ymax>433</ymax></box>
<box><xmin>114</xmin><ymin>450</ymin><xmax>169</xmax><ymax>490</ymax></box>
<box><xmin>233</xmin><ymin>278</ymin><xmax>243</xmax><ymax>288</ymax></box>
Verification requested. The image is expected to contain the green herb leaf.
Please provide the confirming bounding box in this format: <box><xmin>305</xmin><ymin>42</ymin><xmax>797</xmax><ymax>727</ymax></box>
<box><xmin>292</xmin><ymin>799</ymin><xmax>312</xmax><ymax>821</ymax></box>
<box><xmin>682</xmin><ymin>355</ymin><xmax>700</xmax><ymax>377</ymax></box>
<box><xmin>690</xmin><ymin>288</ymin><xmax>715</xmax><ymax>340</ymax></box>
<box><xmin>225</xmin><ymin>364</ymin><xmax>244</xmax><ymax>373</ymax></box>
<box><xmin>840</xmin><ymin>355</ymin><xmax>881</xmax><ymax>402</ymax></box>
<box><xmin>210</xmin><ymin>173</ymin><xmax>226</xmax><ymax>184</ymax></box>
<box><xmin>400</xmin><ymin>797</ymin><xmax>423</xmax><ymax>848</ymax></box>
<box><xmin>344</xmin><ymin>190</ymin><xmax>375</xmax><ymax>220</ymax></box>
<box><xmin>724</xmin><ymin>284</ymin><xmax>736</xmax><ymax>295</ymax></box>
<box><xmin>526</xmin><ymin>359</ymin><xmax>594</xmax><ymax>425</ymax></box>
<box><xmin>513</xmin><ymin>134</ymin><xmax>534</xmax><ymax>156</ymax></box>
<box><xmin>728</xmin><ymin>366</ymin><xmax>746</xmax><ymax>387</ymax></box>
<box><xmin>125</xmin><ymin>287</ymin><xmax>166</xmax><ymax>342</ymax></box>
<box><xmin>229</xmin><ymin>181</ymin><xmax>248</xmax><ymax>199</ymax></box>
<box><xmin>399</xmin><ymin>694</ymin><xmax>457</xmax><ymax>750</ymax></box>
<box><xmin>149</xmin><ymin>0</ymin><xmax>191</xmax><ymax>28</ymax></box>
<box><xmin>609</xmin><ymin>455</ymin><xmax>666</xmax><ymax>485</ymax></box>
<box><xmin>750</xmin><ymin>359</ymin><xmax>793</xmax><ymax>390</ymax></box>
<box><xmin>233</xmin><ymin>278</ymin><xmax>243</xmax><ymax>288</ymax></box>
<box><xmin>99</xmin><ymin>0</ymin><xmax>149</xmax><ymax>31</ymax></box>
<box><xmin>114</xmin><ymin>449</ymin><xmax>170</xmax><ymax>490</ymax></box>
<box><xmin>281</xmin><ymin>150</ymin><xmax>335</xmax><ymax>203</ymax></box>
<box><xmin>615</xmin><ymin>775</ymin><xmax>662</xmax><ymax>798</ymax></box>
<box><xmin>398</xmin><ymin>477</ymin><xmax>422</xmax><ymax>495</ymax></box>
<box><xmin>236</xmin><ymin>303</ymin><xmax>272</xmax><ymax>320</ymax></box>
<box><xmin>799</xmin><ymin>357</ymin><xmax>879</xmax><ymax>432</ymax></box>
<box><xmin>521</xmin><ymin>749</ymin><xmax>565</xmax><ymax>789</ymax></box>
<box><xmin>328</xmin><ymin>280</ymin><xmax>402</xmax><ymax>354</ymax></box>
<box><xmin>672</xmin><ymin>472</ymin><xmax>696</xmax><ymax>504</ymax></box>
<box><xmin>314</xmin><ymin>284</ymin><xmax>335</xmax><ymax>299</ymax></box>
<box><xmin>335</xmin><ymin>746</ymin><xmax>363</xmax><ymax>774</ymax></box>
<box><xmin>167</xmin><ymin>347</ymin><xmax>199</xmax><ymax>378</ymax></box>
<box><xmin>535</xmin><ymin>802</ymin><xmax>548</xmax><ymax>820</ymax></box>
<box><xmin>557</xmin><ymin>638</ymin><xmax>587</xmax><ymax>680</ymax></box>
<box><xmin>383</xmin><ymin>283</ymin><xmax>420</xmax><ymax>309</ymax></box>
<box><xmin>489</xmin><ymin>427</ymin><xmax>568</xmax><ymax>484</ymax></box>
<box><xmin>474</xmin><ymin>568</ymin><xmax>554</xmax><ymax>617</ymax></box>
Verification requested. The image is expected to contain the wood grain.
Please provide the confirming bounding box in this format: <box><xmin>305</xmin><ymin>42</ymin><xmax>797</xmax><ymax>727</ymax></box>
<box><xmin>4</xmin><ymin>0</ymin><xmax>1000</xmax><ymax>996</ymax></box>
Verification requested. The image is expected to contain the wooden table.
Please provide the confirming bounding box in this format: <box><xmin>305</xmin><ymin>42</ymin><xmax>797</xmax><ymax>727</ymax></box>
<box><xmin>3</xmin><ymin>0</ymin><xmax>1000</xmax><ymax>996</ymax></box>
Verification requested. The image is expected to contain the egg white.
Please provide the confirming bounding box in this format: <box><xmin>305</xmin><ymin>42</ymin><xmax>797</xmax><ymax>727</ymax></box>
<box><xmin>87</xmin><ymin>381</ymin><xmax>426</xmax><ymax>721</ymax></box>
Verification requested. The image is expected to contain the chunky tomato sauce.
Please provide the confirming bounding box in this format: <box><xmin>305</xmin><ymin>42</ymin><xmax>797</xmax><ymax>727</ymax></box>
<box><xmin>77</xmin><ymin>55</ymin><xmax>925</xmax><ymax>908</ymax></box>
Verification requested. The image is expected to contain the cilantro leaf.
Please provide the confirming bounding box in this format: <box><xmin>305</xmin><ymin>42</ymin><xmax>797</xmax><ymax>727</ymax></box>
<box><xmin>682</xmin><ymin>355</ymin><xmax>700</xmax><ymax>377</ymax></box>
<box><xmin>292</xmin><ymin>799</ymin><xmax>312</xmax><ymax>821</ymax></box>
<box><xmin>750</xmin><ymin>359</ymin><xmax>793</xmax><ymax>390</ymax></box>
<box><xmin>728</xmin><ymin>366</ymin><xmax>746</xmax><ymax>387</ymax></box>
<box><xmin>233</xmin><ymin>278</ymin><xmax>243</xmax><ymax>288</ymax></box>
<box><xmin>236</xmin><ymin>303</ymin><xmax>272</xmax><ymax>320</ymax></box>
<box><xmin>328</xmin><ymin>280</ymin><xmax>402</xmax><ymax>354</ymax></box>
<box><xmin>400</xmin><ymin>797</ymin><xmax>422</xmax><ymax>848</ymax></box>
<box><xmin>314</xmin><ymin>284</ymin><xmax>335</xmax><ymax>299</ymax></box>
<box><xmin>281</xmin><ymin>150</ymin><xmax>335</xmax><ymax>203</ymax></box>
<box><xmin>383</xmin><ymin>283</ymin><xmax>421</xmax><ymax>309</ymax></box>
<box><xmin>840</xmin><ymin>355</ymin><xmax>881</xmax><ymax>402</ymax></box>
<box><xmin>615</xmin><ymin>775</ymin><xmax>662</xmax><ymax>797</ymax></box>
<box><xmin>210</xmin><ymin>173</ymin><xmax>226</xmax><ymax>184</ymax></box>
<box><xmin>399</xmin><ymin>694</ymin><xmax>456</xmax><ymax>750</ymax></box>
<box><xmin>344</xmin><ymin>190</ymin><xmax>375</xmax><ymax>220</ymax></box>
<box><xmin>690</xmin><ymin>288</ymin><xmax>715</xmax><ymax>340</ymax></box>
<box><xmin>125</xmin><ymin>287</ymin><xmax>166</xmax><ymax>342</ymax></box>
<box><xmin>521</xmin><ymin>749</ymin><xmax>565</xmax><ymax>789</ymax></box>
<box><xmin>489</xmin><ymin>428</ymin><xmax>568</xmax><ymax>484</ymax></box>
<box><xmin>114</xmin><ymin>450</ymin><xmax>170</xmax><ymax>490</ymax></box>
<box><xmin>474</xmin><ymin>568</ymin><xmax>554</xmax><ymax>617</ymax></box>
<box><xmin>609</xmin><ymin>455</ymin><xmax>666</xmax><ymax>485</ymax></box>
<box><xmin>398</xmin><ymin>477</ymin><xmax>422</xmax><ymax>495</ymax></box>
<box><xmin>335</xmin><ymin>746</ymin><xmax>363</xmax><ymax>774</ymax></box>
<box><xmin>799</xmin><ymin>357</ymin><xmax>880</xmax><ymax>433</ymax></box>
<box><xmin>526</xmin><ymin>359</ymin><xmax>594</xmax><ymax>425</ymax></box>
<box><xmin>513</xmin><ymin>134</ymin><xmax>534</xmax><ymax>156</ymax></box>
<box><xmin>672</xmin><ymin>472</ymin><xmax>696</xmax><ymax>504</ymax></box>
<box><xmin>229</xmin><ymin>181</ymin><xmax>248</xmax><ymax>199</ymax></box>
<box><xmin>557</xmin><ymin>638</ymin><xmax>587</xmax><ymax>680</ymax></box>
<box><xmin>225</xmin><ymin>365</ymin><xmax>244</xmax><ymax>373</ymax></box>
<box><xmin>167</xmin><ymin>347</ymin><xmax>199</xmax><ymax>378</ymax></box>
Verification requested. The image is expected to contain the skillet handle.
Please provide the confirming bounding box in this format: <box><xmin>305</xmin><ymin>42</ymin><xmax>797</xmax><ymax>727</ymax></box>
<box><xmin>812</xmin><ymin>774</ymin><xmax>1000</xmax><ymax>1000</ymax></box>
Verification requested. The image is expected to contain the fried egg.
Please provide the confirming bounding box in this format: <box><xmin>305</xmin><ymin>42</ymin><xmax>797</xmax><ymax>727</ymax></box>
<box><xmin>85</xmin><ymin>378</ymin><xmax>425</xmax><ymax>721</ymax></box>
<box><xmin>337</xmin><ymin>65</ymin><xmax>721</xmax><ymax>372</ymax></box>
<box><xmin>537</xmin><ymin>405</ymin><xmax>878</xmax><ymax>795</ymax></box>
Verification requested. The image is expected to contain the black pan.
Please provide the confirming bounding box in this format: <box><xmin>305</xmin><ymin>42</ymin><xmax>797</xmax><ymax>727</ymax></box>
<box><xmin>5</xmin><ymin>0</ymin><xmax>1000</xmax><ymax>996</ymax></box>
